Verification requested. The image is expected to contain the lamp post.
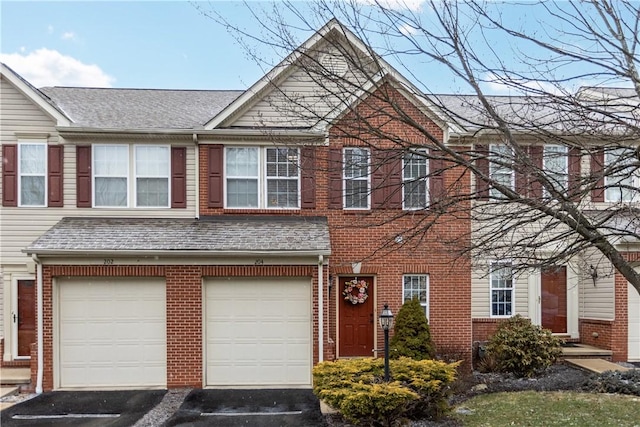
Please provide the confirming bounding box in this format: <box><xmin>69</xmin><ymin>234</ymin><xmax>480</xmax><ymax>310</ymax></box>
<box><xmin>379</xmin><ymin>304</ymin><xmax>394</xmax><ymax>382</ymax></box>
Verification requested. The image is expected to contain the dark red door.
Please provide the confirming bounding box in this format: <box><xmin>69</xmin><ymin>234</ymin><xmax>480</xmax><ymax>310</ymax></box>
<box><xmin>541</xmin><ymin>267</ymin><xmax>567</xmax><ymax>334</ymax></box>
<box><xmin>338</xmin><ymin>277</ymin><xmax>374</xmax><ymax>357</ymax></box>
<box><xmin>17</xmin><ymin>280</ymin><xmax>36</xmax><ymax>357</ymax></box>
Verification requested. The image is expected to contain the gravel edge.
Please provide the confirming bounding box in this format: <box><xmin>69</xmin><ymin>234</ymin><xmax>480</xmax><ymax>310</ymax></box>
<box><xmin>132</xmin><ymin>388</ymin><xmax>191</xmax><ymax>427</ymax></box>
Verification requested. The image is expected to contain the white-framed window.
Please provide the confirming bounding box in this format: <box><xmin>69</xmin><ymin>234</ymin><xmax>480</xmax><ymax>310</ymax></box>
<box><xmin>490</xmin><ymin>261</ymin><xmax>513</xmax><ymax>317</ymax></box>
<box><xmin>604</xmin><ymin>147</ymin><xmax>639</xmax><ymax>202</ymax></box>
<box><xmin>543</xmin><ymin>145</ymin><xmax>568</xmax><ymax>195</ymax></box>
<box><xmin>135</xmin><ymin>145</ymin><xmax>170</xmax><ymax>207</ymax></box>
<box><xmin>225</xmin><ymin>146</ymin><xmax>300</xmax><ymax>209</ymax></box>
<box><xmin>403</xmin><ymin>150</ymin><xmax>428</xmax><ymax>210</ymax></box>
<box><xmin>93</xmin><ymin>144</ymin><xmax>171</xmax><ymax>208</ymax></box>
<box><xmin>343</xmin><ymin>147</ymin><xmax>370</xmax><ymax>209</ymax></box>
<box><xmin>18</xmin><ymin>142</ymin><xmax>47</xmax><ymax>207</ymax></box>
<box><xmin>489</xmin><ymin>144</ymin><xmax>514</xmax><ymax>198</ymax></box>
<box><xmin>403</xmin><ymin>274</ymin><xmax>429</xmax><ymax>318</ymax></box>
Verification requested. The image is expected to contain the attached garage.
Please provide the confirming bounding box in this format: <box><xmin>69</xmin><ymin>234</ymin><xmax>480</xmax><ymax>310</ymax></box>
<box><xmin>56</xmin><ymin>277</ymin><xmax>166</xmax><ymax>389</ymax></box>
<box><xmin>629</xmin><ymin>283</ymin><xmax>640</xmax><ymax>362</ymax></box>
<box><xmin>204</xmin><ymin>277</ymin><xmax>312</xmax><ymax>387</ymax></box>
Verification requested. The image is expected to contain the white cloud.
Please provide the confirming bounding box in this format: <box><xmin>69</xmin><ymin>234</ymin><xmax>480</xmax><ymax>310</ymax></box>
<box><xmin>483</xmin><ymin>72</ymin><xmax>568</xmax><ymax>96</ymax></box>
<box><xmin>399</xmin><ymin>23</ymin><xmax>419</xmax><ymax>36</ymax></box>
<box><xmin>61</xmin><ymin>32</ymin><xmax>76</xmax><ymax>41</ymax></box>
<box><xmin>0</xmin><ymin>48</ymin><xmax>114</xmax><ymax>87</ymax></box>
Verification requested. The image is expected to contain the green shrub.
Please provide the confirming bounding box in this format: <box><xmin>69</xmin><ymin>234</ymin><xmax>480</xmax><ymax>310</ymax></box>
<box><xmin>313</xmin><ymin>357</ymin><xmax>459</xmax><ymax>426</ymax></box>
<box><xmin>484</xmin><ymin>314</ymin><xmax>562</xmax><ymax>378</ymax></box>
<box><xmin>389</xmin><ymin>298</ymin><xmax>435</xmax><ymax>360</ymax></box>
<box><xmin>581</xmin><ymin>370</ymin><xmax>640</xmax><ymax>396</ymax></box>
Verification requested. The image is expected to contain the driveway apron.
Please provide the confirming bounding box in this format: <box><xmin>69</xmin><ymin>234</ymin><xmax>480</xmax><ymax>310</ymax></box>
<box><xmin>165</xmin><ymin>389</ymin><xmax>325</xmax><ymax>427</ymax></box>
<box><xmin>0</xmin><ymin>390</ymin><xmax>166</xmax><ymax>427</ymax></box>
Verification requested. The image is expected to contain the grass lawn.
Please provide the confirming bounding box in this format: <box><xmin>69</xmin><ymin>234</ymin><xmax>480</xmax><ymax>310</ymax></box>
<box><xmin>454</xmin><ymin>391</ymin><xmax>640</xmax><ymax>427</ymax></box>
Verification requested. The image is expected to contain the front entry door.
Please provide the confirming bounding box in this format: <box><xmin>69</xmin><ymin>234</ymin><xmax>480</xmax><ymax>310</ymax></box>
<box><xmin>17</xmin><ymin>280</ymin><xmax>36</xmax><ymax>357</ymax></box>
<box><xmin>338</xmin><ymin>276</ymin><xmax>374</xmax><ymax>357</ymax></box>
<box><xmin>541</xmin><ymin>266</ymin><xmax>567</xmax><ymax>334</ymax></box>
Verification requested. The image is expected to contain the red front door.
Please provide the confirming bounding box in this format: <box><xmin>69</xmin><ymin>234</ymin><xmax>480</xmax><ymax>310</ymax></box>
<box><xmin>541</xmin><ymin>266</ymin><xmax>567</xmax><ymax>334</ymax></box>
<box><xmin>338</xmin><ymin>276</ymin><xmax>374</xmax><ymax>357</ymax></box>
<box><xmin>17</xmin><ymin>279</ymin><xmax>36</xmax><ymax>357</ymax></box>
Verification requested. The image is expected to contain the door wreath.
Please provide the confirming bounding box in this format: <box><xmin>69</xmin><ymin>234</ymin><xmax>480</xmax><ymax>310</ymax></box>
<box><xmin>343</xmin><ymin>278</ymin><xmax>369</xmax><ymax>304</ymax></box>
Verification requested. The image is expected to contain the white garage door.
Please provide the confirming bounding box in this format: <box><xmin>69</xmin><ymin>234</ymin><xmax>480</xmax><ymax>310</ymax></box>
<box><xmin>205</xmin><ymin>277</ymin><xmax>312</xmax><ymax>387</ymax></box>
<box><xmin>57</xmin><ymin>277</ymin><xmax>166</xmax><ymax>389</ymax></box>
<box><xmin>629</xmin><ymin>283</ymin><xmax>640</xmax><ymax>362</ymax></box>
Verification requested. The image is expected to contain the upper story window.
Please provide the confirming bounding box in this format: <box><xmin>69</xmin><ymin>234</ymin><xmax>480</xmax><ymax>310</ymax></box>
<box><xmin>18</xmin><ymin>142</ymin><xmax>47</xmax><ymax>207</ymax></box>
<box><xmin>343</xmin><ymin>147</ymin><xmax>370</xmax><ymax>209</ymax></box>
<box><xmin>403</xmin><ymin>150</ymin><xmax>428</xmax><ymax>210</ymax></box>
<box><xmin>403</xmin><ymin>274</ymin><xmax>429</xmax><ymax>318</ymax></box>
<box><xmin>543</xmin><ymin>145</ymin><xmax>568</xmax><ymax>195</ymax></box>
<box><xmin>605</xmin><ymin>147</ymin><xmax>639</xmax><ymax>202</ymax></box>
<box><xmin>490</xmin><ymin>261</ymin><xmax>513</xmax><ymax>317</ymax></box>
<box><xmin>225</xmin><ymin>147</ymin><xmax>300</xmax><ymax>209</ymax></box>
<box><xmin>489</xmin><ymin>144</ymin><xmax>514</xmax><ymax>198</ymax></box>
<box><xmin>92</xmin><ymin>144</ymin><xmax>170</xmax><ymax>208</ymax></box>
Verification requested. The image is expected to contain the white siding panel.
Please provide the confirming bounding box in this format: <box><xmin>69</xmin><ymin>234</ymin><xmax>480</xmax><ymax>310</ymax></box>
<box><xmin>628</xmin><ymin>282</ymin><xmax>640</xmax><ymax>361</ymax></box>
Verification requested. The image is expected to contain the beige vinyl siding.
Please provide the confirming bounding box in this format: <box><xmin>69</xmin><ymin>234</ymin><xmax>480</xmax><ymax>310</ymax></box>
<box><xmin>578</xmin><ymin>249</ymin><xmax>615</xmax><ymax>320</ymax></box>
<box><xmin>471</xmin><ymin>264</ymin><xmax>529</xmax><ymax>318</ymax></box>
<box><xmin>1</xmin><ymin>143</ymin><xmax>197</xmax><ymax>266</ymax></box>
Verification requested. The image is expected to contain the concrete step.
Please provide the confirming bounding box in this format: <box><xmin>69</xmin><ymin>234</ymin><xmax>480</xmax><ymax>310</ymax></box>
<box><xmin>561</xmin><ymin>344</ymin><xmax>613</xmax><ymax>358</ymax></box>
<box><xmin>0</xmin><ymin>386</ymin><xmax>18</xmax><ymax>398</ymax></box>
<box><xmin>565</xmin><ymin>358</ymin><xmax>631</xmax><ymax>374</ymax></box>
<box><xmin>0</xmin><ymin>367</ymin><xmax>30</xmax><ymax>385</ymax></box>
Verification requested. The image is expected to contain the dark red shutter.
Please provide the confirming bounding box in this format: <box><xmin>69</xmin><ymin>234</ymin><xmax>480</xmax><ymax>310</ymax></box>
<box><xmin>515</xmin><ymin>146</ymin><xmax>530</xmax><ymax>197</ymax></box>
<box><xmin>529</xmin><ymin>146</ymin><xmax>543</xmax><ymax>199</ymax></box>
<box><xmin>2</xmin><ymin>144</ymin><xmax>17</xmax><ymax>207</ymax></box>
<box><xmin>568</xmin><ymin>147</ymin><xmax>581</xmax><ymax>200</ymax></box>
<box><xmin>476</xmin><ymin>145</ymin><xmax>490</xmax><ymax>199</ymax></box>
<box><xmin>171</xmin><ymin>146</ymin><xmax>187</xmax><ymax>208</ymax></box>
<box><xmin>387</xmin><ymin>152</ymin><xmax>402</xmax><ymax>209</ymax></box>
<box><xmin>372</xmin><ymin>149</ymin><xmax>386</xmax><ymax>209</ymax></box>
<box><xmin>591</xmin><ymin>149</ymin><xmax>605</xmax><ymax>202</ymax></box>
<box><xmin>328</xmin><ymin>149</ymin><xmax>342</xmax><ymax>209</ymax></box>
<box><xmin>430</xmin><ymin>155</ymin><xmax>445</xmax><ymax>203</ymax></box>
<box><xmin>207</xmin><ymin>145</ymin><xmax>224</xmax><ymax>208</ymax></box>
<box><xmin>76</xmin><ymin>145</ymin><xmax>92</xmax><ymax>207</ymax></box>
<box><xmin>300</xmin><ymin>146</ymin><xmax>316</xmax><ymax>209</ymax></box>
<box><xmin>47</xmin><ymin>145</ymin><xmax>64</xmax><ymax>207</ymax></box>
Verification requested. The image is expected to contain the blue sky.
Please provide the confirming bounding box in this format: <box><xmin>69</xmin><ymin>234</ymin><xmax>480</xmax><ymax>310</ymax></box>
<box><xmin>1</xmin><ymin>1</ymin><xmax>631</xmax><ymax>94</ymax></box>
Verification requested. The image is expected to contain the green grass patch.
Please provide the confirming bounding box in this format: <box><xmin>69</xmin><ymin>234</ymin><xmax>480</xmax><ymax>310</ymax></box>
<box><xmin>455</xmin><ymin>391</ymin><xmax>640</xmax><ymax>426</ymax></box>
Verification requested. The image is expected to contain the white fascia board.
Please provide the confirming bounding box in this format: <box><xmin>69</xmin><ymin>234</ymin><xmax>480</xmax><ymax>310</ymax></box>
<box><xmin>23</xmin><ymin>249</ymin><xmax>332</xmax><ymax>257</ymax></box>
<box><xmin>1</xmin><ymin>63</ymin><xmax>71</xmax><ymax>126</ymax></box>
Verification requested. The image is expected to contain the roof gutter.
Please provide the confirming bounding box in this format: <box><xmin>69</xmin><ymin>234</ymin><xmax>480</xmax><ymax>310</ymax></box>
<box><xmin>57</xmin><ymin>127</ymin><xmax>326</xmax><ymax>140</ymax></box>
<box><xmin>23</xmin><ymin>249</ymin><xmax>332</xmax><ymax>258</ymax></box>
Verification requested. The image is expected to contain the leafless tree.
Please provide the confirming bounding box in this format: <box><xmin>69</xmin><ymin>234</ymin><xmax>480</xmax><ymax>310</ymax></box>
<box><xmin>195</xmin><ymin>0</ymin><xmax>640</xmax><ymax>294</ymax></box>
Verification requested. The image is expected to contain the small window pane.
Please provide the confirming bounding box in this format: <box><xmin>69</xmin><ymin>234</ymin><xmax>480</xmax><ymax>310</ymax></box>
<box><xmin>403</xmin><ymin>151</ymin><xmax>428</xmax><ymax>209</ymax></box>
<box><xmin>605</xmin><ymin>148</ymin><xmax>638</xmax><ymax>202</ymax></box>
<box><xmin>19</xmin><ymin>143</ymin><xmax>46</xmax><ymax>206</ymax></box>
<box><xmin>95</xmin><ymin>177</ymin><xmax>127</xmax><ymax>207</ymax></box>
<box><xmin>135</xmin><ymin>146</ymin><xmax>169</xmax><ymax>207</ymax></box>
<box><xmin>227</xmin><ymin>179</ymin><xmax>259</xmax><ymax>207</ymax></box>
<box><xmin>490</xmin><ymin>262</ymin><xmax>513</xmax><ymax>317</ymax></box>
<box><xmin>403</xmin><ymin>275</ymin><xmax>429</xmax><ymax>317</ymax></box>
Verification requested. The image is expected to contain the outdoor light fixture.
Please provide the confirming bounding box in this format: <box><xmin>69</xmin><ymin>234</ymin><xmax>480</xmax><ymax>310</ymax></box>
<box><xmin>589</xmin><ymin>265</ymin><xmax>598</xmax><ymax>286</ymax></box>
<box><xmin>379</xmin><ymin>304</ymin><xmax>394</xmax><ymax>381</ymax></box>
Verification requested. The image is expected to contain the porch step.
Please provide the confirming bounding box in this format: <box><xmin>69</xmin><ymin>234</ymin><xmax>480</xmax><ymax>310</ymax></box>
<box><xmin>0</xmin><ymin>386</ymin><xmax>18</xmax><ymax>398</ymax></box>
<box><xmin>565</xmin><ymin>358</ymin><xmax>631</xmax><ymax>374</ymax></box>
<box><xmin>561</xmin><ymin>344</ymin><xmax>613</xmax><ymax>359</ymax></box>
<box><xmin>0</xmin><ymin>367</ymin><xmax>30</xmax><ymax>385</ymax></box>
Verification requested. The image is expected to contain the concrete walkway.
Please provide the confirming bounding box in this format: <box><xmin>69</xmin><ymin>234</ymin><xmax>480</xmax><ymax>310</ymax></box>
<box><xmin>565</xmin><ymin>358</ymin><xmax>631</xmax><ymax>374</ymax></box>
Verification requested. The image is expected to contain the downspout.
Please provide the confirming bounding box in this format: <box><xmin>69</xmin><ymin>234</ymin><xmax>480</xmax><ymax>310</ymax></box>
<box><xmin>32</xmin><ymin>254</ymin><xmax>43</xmax><ymax>394</ymax></box>
<box><xmin>318</xmin><ymin>255</ymin><xmax>324</xmax><ymax>362</ymax></box>
<box><xmin>193</xmin><ymin>133</ymin><xmax>200</xmax><ymax>219</ymax></box>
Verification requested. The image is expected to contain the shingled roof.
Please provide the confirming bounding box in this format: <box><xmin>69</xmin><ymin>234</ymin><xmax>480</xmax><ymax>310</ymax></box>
<box><xmin>39</xmin><ymin>87</ymin><xmax>243</xmax><ymax>129</ymax></box>
<box><xmin>25</xmin><ymin>216</ymin><xmax>331</xmax><ymax>255</ymax></box>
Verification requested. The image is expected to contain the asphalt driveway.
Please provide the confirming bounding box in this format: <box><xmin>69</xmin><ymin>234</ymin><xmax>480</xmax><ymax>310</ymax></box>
<box><xmin>0</xmin><ymin>390</ymin><xmax>166</xmax><ymax>427</ymax></box>
<box><xmin>165</xmin><ymin>388</ymin><xmax>325</xmax><ymax>427</ymax></box>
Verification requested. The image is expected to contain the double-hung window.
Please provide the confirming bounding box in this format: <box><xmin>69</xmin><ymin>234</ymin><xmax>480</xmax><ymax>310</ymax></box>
<box><xmin>490</xmin><ymin>262</ymin><xmax>513</xmax><ymax>317</ymax></box>
<box><xmin>18</xmin><ymin>142</ymin><xmax>47</xmax><ymax>206</ymax></box>
<box><xmin>343</xmin><ymin>147</ymin><xmax>370</xmax><ymax>209</ymax></box>
<box><xmin>93</xmin><ymin>144</ymin><xmax>171</xmax><ymax>208</ymax></box>
<box><xmin>225</xmin><ymin>147</ymin><xmax>300</xmax><ymax>209</ymax></box>
<box><xmin>489</xmin><ymin>144</ymin><xmax>514</xmax><ymax>198</ymax></box>
<box><xmin>543</xmin><ymin>145</ymin><xmax>568</xmax><ymax>195</ymax></box>
<box><xmin>605</xmin><ymin>147</ymin><xmax>639</xmax><ymax>202</ymax></box>
<box><xmin>403</xmin><ymin>274</ymin><xmax>429</xmax><ymax>318</ymax></box>
<box><xmin>403</xmin><ymin>150</ymin><xmax>428</xmax><ymax>209</ymax></box>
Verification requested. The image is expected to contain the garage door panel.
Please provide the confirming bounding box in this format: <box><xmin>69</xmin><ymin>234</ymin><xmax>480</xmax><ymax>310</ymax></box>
<box><xmin>205</xmin><ymin>278</ymin><xmax>312</xmax><ymax>387</ymax></box>
<box><xmin>629</xmin><ymin>283</ymin><xmax>640</xmax><ymax>361</ymax></box>
<box><xmin>57</xmin><ymin>278</ymin><xmax>166</xmax><ymax>389</ymax></box>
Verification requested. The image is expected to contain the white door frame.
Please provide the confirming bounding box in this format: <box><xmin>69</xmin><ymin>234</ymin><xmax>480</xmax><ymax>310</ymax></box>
<box><xmin>528</xmin><ymin>264</ymin><xmax>579</xmax><ymax>338</ymax></box>
<box><xmin>11</xmin><ymin>275</ymin><xmax>35</xmax><ymax>360</ymax></box>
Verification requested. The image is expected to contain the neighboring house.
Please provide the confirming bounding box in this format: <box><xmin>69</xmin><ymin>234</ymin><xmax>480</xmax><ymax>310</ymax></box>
<box><xmin>0</xmin><ymin>20</ymin><xmax>637</xmax><ymax>392</ymax></box>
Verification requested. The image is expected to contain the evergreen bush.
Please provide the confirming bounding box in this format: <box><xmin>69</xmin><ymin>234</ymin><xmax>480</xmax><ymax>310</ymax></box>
<box><xmin>389</xmin><ymin>298</ymin><xmax>435</xmax><ymax>360</ymax></box>
<box><xmin>485</xmin><ymin>314</ymin><xmax>562</xmax><ymax>377</ymax></box>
